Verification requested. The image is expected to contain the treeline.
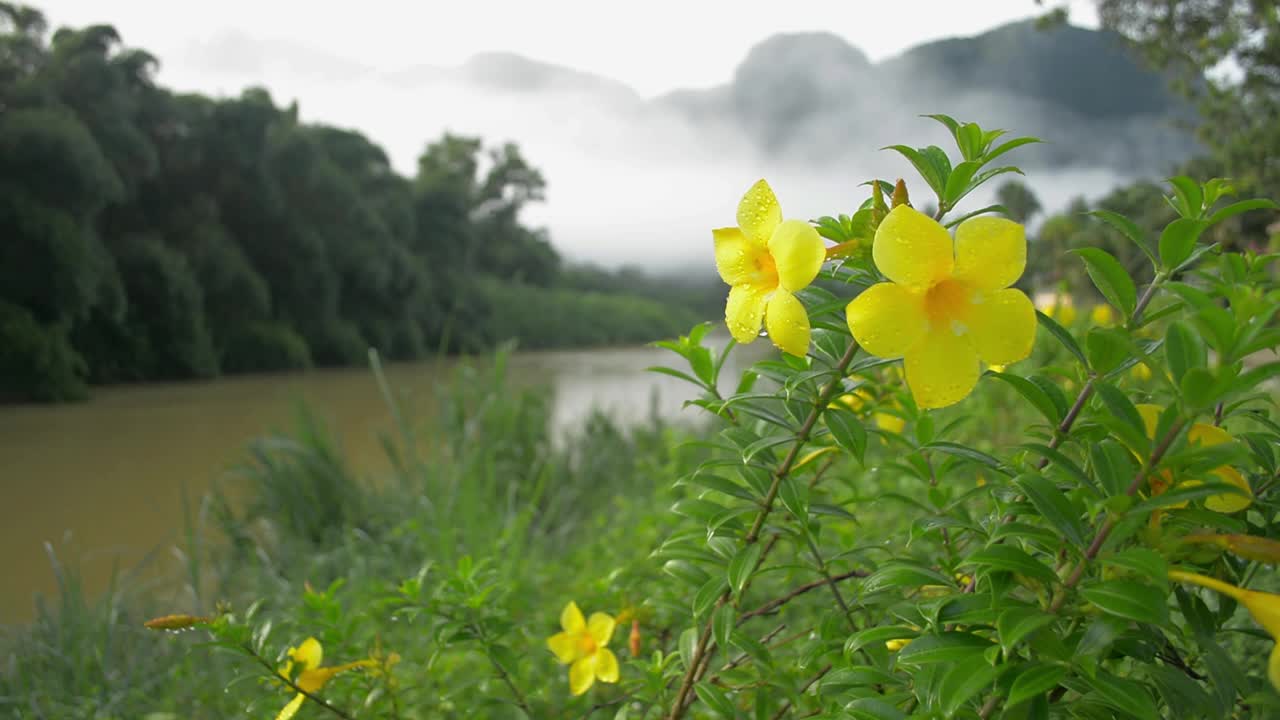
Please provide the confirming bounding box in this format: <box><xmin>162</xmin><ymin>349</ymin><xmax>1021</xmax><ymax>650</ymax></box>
<box><xmin>0</xmin><ymin>5</ymin><xmax>706</xmax><ymax>402</ymax></box>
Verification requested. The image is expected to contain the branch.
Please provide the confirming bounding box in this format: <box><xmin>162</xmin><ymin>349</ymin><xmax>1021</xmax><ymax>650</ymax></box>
<box><xmin>665</xmin><ymin>341</ymin><xmax>861</xmax><ymax>720</ymax></box>
<box><xmin>738</xmin><ymin>568</ymin><xmax>866</xmax><ymax>624</ymax></box>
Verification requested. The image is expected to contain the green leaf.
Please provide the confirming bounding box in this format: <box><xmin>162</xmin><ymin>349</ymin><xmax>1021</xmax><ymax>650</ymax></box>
<box><xmin>1094</xmin><ymin>382</ymin><xmax>1148</xmax><ymax>456</ymax></box>
<box><xmin>1080</xmin><ymin>579</ymin><xmax>1169</xmax><ymax>625</ymax></box>
<box><xmin>1089</xmin><ymin>439</ymin><xmax>1136</xmax><ymax>497</ymax></box>
<box><xmin>693</xmin><ymin>681</ymin><xmax>737</xmax><ymax>719</ymax></box>
<box><xmin>826</xmin><ymin>407</ymin><xmax>868</xmax><ymax>463</ymax></box>
<box><xmin>989</xmin><ymin>371</ymin><xmax>1062</xmax><ymax>424</ymax></box>
<box><xmin>1207</xmin><ymin>197</ymin><xmax>1278</xmax><ymax>225</ymax></box>
<box><xmin>845</xmin><ymin>698</ymin><xmax>908</xmax><ymax>720</ymax></box>
<box><xmin>939</xmin><ymin>659</ymin><xmax>1006</xmax><ymax>716</ymax></box>
<box><xmin>983</xmin><ymin>136</ymin><xmax>1042</xmax><ymax>164</ymax></box>
<box><xmin>1089</xmin><ymin>210</ymin><xmax>1157</xmax><ymax>266</ymax></box>
<box><xmin>884</xmin><ymin>144</ymin><xmax>946</xmax><ymax>196</ymax></box>
<box><xmin>924</xmin><ymin>441</ymin><xmax>1011</xmax><ymax>475</ymax></box>
<box><xmin>727</xmin><ymin>543</ymin><xmax>763</xmax><ymax>596</ymax></box>
<box><xmin>1085</xmin><ymin>328</ymin><xmax>1131</xmax><ymax>375</ymax></box>
<box><xmin>944</xmin><ymin>159</ymin><xmax>982</xmax><ymax>204</ymax></box>
<box><xmin>1158</xmin><ymin>217</ymin><xmax>1208</xmax><ymax>270</ymax></box>
<box><xmin>1014</xmin><ymin>474</ymin><xmax>1087</xmax><ymax>546</ymax></box>
<box><xmin>1083</xmin><ymin>671</ymin><xmax>1159</xmax><ymax>720</ymax></box>
<box><xmin>729</xmin><ymin>629</ymin><xmax>773</xmax><ymax>669</ymax></box>
<box><xmin>844</xmin><ymin>625</ymin><xmax>921</xmax><ymax>659</ymax></box>
<box><xmin>862</xmin><ymin>562</ymin><xmax>950</xmax><ymax>594</ymax></box>
<box><xmin>777</xmin><ymin>474</ymin><xmax>808</xmax><ymax>522</ymax></box>
<box><xmin>711</xmin><ymin>604</ymin><xmax>734</xmax><ymax>653</ymax></box>
<box><xmin>957</xmin><ymin>122</ymin><xmax>986</xmax><ymax>160</ymax></box>
<box><xmin>1071</xmin><ymin>248</ymin><xmax>1137</xmax><ymax>314</ymax></box>
<box><xmin>1180</xmin><ymin>367</ymin><xmax>1217</xmax><ymax>410</ymax></box>
<box><xmin>1101</xmin><ymin>548</ymin><xmax>1168</xmax><ymax>587</ymax></box>
<box><xmin>1007</xmin><ymin>663</ymin><xmax>1068</xmax><ymax>707</ymax></box>
<box><xmin>998</xmin><ymin>607</ymin><xmax>1057</xmax><ymax>651</ymax></box>
<box><xmin>895</xmin><ymin>631</ymin><xmax>993</xmax><ymax>665</ymax></box>
<box><xmin>693</xmin><ymin>577</ymin><xmax>726</xmax><ymax>618</ymax></box>
<box><xmin>943</xmin><ymin>203</ymin><xmax>1010</xmax><ymax>229</ymax></box>
<box><xmin>1168</xmin><ymin>175</ymin><xmax>1204</xmax><ymax>218</ymax></box>
<box><xmin>962</xmin><ymin>545</ymin><xmax>1058</xmax><ymax>585</ymax></box>
<box><xmin>1036</xmin><ymin>310</ymin><xmax>1088</xmax><ymax>367</ymax></box>
<box><xmin>1165</xmin><ymin>321</ymin><xmax>1205</xmax><ymax>384</ymax></box>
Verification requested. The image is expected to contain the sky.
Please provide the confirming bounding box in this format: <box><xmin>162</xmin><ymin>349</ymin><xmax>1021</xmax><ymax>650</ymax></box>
<box><xmin>34</xmin><ymin>1</ymin><xmax>1112</xmax><ymax>270</ymax></box>
<box><xmin>39</xmin><ymin>1</ymin><xmax>1099</xmax><ymax>98</ymax></box>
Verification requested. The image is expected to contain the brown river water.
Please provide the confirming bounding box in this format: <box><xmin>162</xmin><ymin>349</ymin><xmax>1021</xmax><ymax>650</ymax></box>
<box><xmin>0</xmin><ymin>344</ymin><xmax>756</xmax><ymax>624</ymax></box>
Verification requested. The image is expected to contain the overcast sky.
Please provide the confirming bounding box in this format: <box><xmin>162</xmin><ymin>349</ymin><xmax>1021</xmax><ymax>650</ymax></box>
<box><xmin>35</xmin><ymin>1</ymin><xmax>1108</xmax><ymax>270</ymax></box>
<box><xmin>40</xmin><ymin>1</ymin><xmax>1098</xmax><ymax>98</ymax></box>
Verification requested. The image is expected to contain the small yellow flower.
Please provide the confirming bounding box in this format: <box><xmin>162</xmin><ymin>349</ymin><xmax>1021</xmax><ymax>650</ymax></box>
<box><xmin>276</xmin><ymin>638</ymin><xmax>377</xmax><ymax>720</ymax></box>
<box><xmin>1170</xmin><ymin>570</ymin><xmax>1280</xmax><ymax>689</ymax></box>
<box><xmin>1041</xmin><ymin>296</ymin><xmax>1077</xmax><ymax>325</ymax></box>
<box><xmin>714</xmin><ymin>180</ymin><xmax>826</xmax><ymax>356</ymax></box>
<box><xmin>547</xmin><ymin>602</ymin><xmax>620</xmax><ymax>696</ymax></box>
<box><xmin>845</xmin><ymin>206</ymin><xmax>1036</xmax><ymax>409</ymax></box>
<box><xmin>885</xmin><ymin>638</ymin><xmax>912</xmax><ymax>652</ymax></box>
<box><xmin>1131</xmin><ymin>362</ymin><xmax>1153</xmax><ymax>382</ymax></box>
<box><xmin>1183</xmin><ymin>534</ymin><xmax>1280</xmax><ymax>564</ymax></box>
<box><xmin>1091</xmin><ymin>304</ymin><xmax>1116</xmax><ymax>326</ymax></box>
<box><xmin>1136</xmin><ymin>404</ymin><xmax>1252</xmax><ymax>513</ymax></box>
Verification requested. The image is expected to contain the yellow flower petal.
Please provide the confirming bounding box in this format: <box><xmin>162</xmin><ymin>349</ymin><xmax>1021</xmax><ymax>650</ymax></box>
<box><xmin>953</xmin><ymin>216</ymin><xmax>1026</xmax><ymax>291</ymax></box>
<box><xmin>768</xmin><ymin>219</ymin><xmax>825</xmax><ymax>292</ymax></box>
<box><xmin>875</xmin><ymin>412</ymin><xmax>905</xmax><ymax>435</ymax></box>
<box><xmin>872</xmin><ymin>205</ymin><xmax>954</xmax><ymax>291</ymax></box>
<box><xmin>595</xmin><ymin>648</ymin><xmax>620</xmax><ymax>683</ymax></box>
<box><xmin>845</xmin><ymin>283</ymin><xmax>928</xmax><ymax>358</ymax></box>
<box><xmin>968</xmin><ymin>288</ymin><xmax>1036</xmax><ymax>365</ymax></box>
<box><xmin>297</xmin><ymin>667</ymin><xmax>341</xmax><ymax>694</ymax></box>
<box><xmin>737</xmin><ymin>179</ymin><xmax>782</xmax><ymax>244</ymax></box>
<box><xmin>276</xmin><ymin>694</ymin><xmax>306</xmax><ymax>720</ymax></box>
<box><xmin>1205</xmin><ymin>466</ymin><xmax>1252</xmax><ymax>513</ymax></box>
<box><xmin>765</xmin><ymin>290</ymin><xmax>810</xmax><ymax>356</ymax></box>
<box><xmin>903</xmin><ymin>329</ymin><xmax>980</xmax><ymax>409</ymax></box>
<box><xmin>713</xmin><ymin>227</ymin><xmax>766</xmax><ymax>286</ymax></box>
<box><xmin>1189</xmin><ymin>422</ymin><xmax>1231</xmax><ymax>447</ymax></box>
<box><xmin>561</xmin><ymin>601</ymin><xmax>585</xmax><ymax>634</ymax></box>
<box><xmin>1091</xmin><ymin>304</ymin><xmax>1116</xmax><ymax>326</ymax></box>
<box><xmin>1136</xmin><ymin>404</ymin><xmax>1160</xmax><ymax>439</ymax></box>
<box><xmin>290</xmin><ymin>638</ymin><xmax>323</xmax><ymax>671</ymax></box>
<box><xmin>1243</xmin><ymin>589</ymin><xmax>1280</xmax><ymax>640</ymax></box>
<box><xmin>569</xmin><ymin>654</ymin><xmax>597</xmax><ymax>696</ymax></box>
<box><xmin>547</xmin><ymin>631</ymin><xmax>579</xmax><ymax>664</ymax></box>
<box><xmin>726</xmin><ymin>283</ymin><xmax>768</xmax><ymax>344</ymax></box>
<box><xmin>587</xmin><ymin>612</ymin><xmax>616</xmax><ymax>647</ymax></box>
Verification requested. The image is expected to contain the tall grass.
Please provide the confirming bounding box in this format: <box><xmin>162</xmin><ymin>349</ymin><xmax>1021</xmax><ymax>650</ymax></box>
<box><xmin>0</xmin><ymin>348</ymin><xmax>700</xmax><ymax>717</ymax></box>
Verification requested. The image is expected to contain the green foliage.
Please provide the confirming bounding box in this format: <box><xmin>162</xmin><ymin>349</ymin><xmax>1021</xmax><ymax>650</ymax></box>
<box><xmin>0</xmin><ymin>8</ymin><xmax>709</xmax><ymax>402</ymax></box>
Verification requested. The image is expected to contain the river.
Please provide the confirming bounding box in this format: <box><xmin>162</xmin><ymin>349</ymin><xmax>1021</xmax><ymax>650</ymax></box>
<box><xmin>0</xmin><ymin>343</ymin><xmax>755</xmax><ymax>624</ymax></box>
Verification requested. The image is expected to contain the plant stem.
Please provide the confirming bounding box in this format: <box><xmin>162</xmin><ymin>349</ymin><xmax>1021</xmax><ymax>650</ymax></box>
<box><xmin>737</xmin><ymin>568</ymin><xmax>867</xmax><ymax>625</ymax></box>
<box><xmin>1049</xmin><ymin>418</ymin><xmax>1186</xmax><ymax>611</ymax></box>
<box><xmin>244</xmin><ymin>644</ymin><xmax>358</xmax><ymax>720</ymax></box>
<box><xmin>665</xmin><ymin>341</ymin><xmax>861</xmax><ymax>720</ymax></box>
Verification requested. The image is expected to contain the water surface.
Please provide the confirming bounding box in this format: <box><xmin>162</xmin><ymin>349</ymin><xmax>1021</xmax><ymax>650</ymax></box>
<box><xmin>0</xmin><ymin>344</ymin><xmax>752</xmax><ymax>623</ymax></box>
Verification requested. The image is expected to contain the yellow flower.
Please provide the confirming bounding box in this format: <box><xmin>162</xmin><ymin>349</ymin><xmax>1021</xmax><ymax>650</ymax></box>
<box><xmin>885</xmin><ymin>638</ymin><xmax>912</xmax><ymax>652</ymax></box>
<box><xmin>714</xmin><ymin>179</ymin><xmax>826</xmax><ymax>356</ymax></box>
<box><xmin>1135</xmin><ymin>404</ymin><xmax>1252</xmax><ymax>513</ymax></box>
<box><xmin>1131</xmin><ymin>362</ymin><xmax>1153</xmax><ymax>382</ymax></box>
<box><xmin>845</xmin><ymin>206</ymin><xmax>1036</xmax><ymax>409</ymax></box>
<box><xmin>547</xmin><ymin>602</ymin><xmax>620</xmax><ymax>696</ymax></box>
<box><xmin>1169</xmin><ymin>570</ymin><xmax>1280</xmax><ymax>689</ymax></box>
<box><xmin>276</xmin><ymin>638</ymin><xmax>377</xmax><ymax>720</ymax></box>
<box><xmin>1091</xmin><ymin>304</ymin><xmax>1116</xmax><ymax>326</ymax></box>
<box><xmin>1041</xmin><ymin>296</ymin><xmax>1077</xmax><ymax>325</ymax></box>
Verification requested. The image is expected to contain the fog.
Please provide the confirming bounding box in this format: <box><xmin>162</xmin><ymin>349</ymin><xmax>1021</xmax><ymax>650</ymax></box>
<box><xmin>175</xmin><ymin>27</ymin><xmax>1165</xmax><ymax>273</ymax></box>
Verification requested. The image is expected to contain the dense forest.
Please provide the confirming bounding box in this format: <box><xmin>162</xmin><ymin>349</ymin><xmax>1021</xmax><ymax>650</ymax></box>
<box><xmin>0</xmin><ymin>5</ymin><xmax>709</xmax><ymax>402</ymax></box>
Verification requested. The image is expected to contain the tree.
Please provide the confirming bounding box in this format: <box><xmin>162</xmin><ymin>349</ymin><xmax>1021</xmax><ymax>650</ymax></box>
<box><xmin>995</xmin><ymin>178</ymin><xmax>1043</xmax><ymax>224</ymax></box>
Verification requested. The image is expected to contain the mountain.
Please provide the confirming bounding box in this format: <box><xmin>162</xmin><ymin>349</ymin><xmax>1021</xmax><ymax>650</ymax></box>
<box><xmin>652</xmin><ymin>19</ymin><xmax>1195</xmax><ymax>172</ymax></box>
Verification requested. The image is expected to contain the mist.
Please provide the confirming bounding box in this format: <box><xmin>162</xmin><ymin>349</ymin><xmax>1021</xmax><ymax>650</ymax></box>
<box><xmin>174</xmin><ymin>26</ymin><xmax>1183</xmax><ymax>274</ymax></box>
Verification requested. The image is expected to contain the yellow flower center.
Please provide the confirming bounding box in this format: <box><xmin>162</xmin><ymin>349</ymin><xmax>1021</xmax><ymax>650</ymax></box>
<box><xmin>923</xmin><ymin>278</ymin><xmax>973</xmax><ymax>334</ymax></box>
<box><xmin>578</xmin><ymin>632</ymin><xmax>598</xmax><ymax>655</ymax></box>
<box><xmin>751</xmin><ymin>250</ymin><xmax>779</xmax><ymax>288</ymax></box>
